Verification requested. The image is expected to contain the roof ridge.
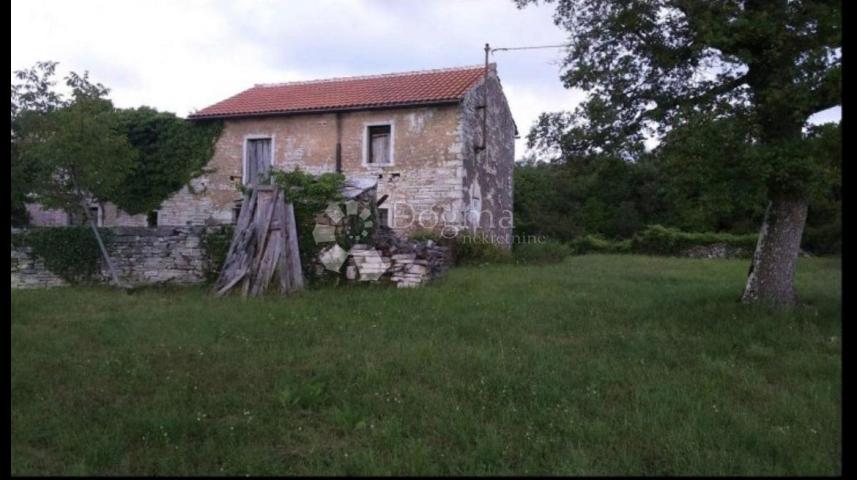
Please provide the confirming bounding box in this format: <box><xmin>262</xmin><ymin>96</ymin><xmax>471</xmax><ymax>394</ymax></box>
<box><xmin>254</xmin><ymin>64</ymin><xmax>487</xmax><ymax>88</ymax></box>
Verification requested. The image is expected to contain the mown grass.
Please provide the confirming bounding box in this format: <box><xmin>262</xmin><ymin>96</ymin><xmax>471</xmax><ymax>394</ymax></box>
<box><xmin>11</xmin><ymin>255</ymin><xmax>841</xmax><ymax>475</ymax></box>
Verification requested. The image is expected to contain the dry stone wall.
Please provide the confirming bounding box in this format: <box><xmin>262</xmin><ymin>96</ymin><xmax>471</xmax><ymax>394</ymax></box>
<box><xmin>10</xmin><ymin>226</ymin><xmax>223</xmax><ymax>288</ymax></box>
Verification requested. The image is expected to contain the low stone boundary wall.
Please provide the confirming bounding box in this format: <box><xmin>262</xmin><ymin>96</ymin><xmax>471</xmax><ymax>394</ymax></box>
<box><xmin>11</xmin><ymin>226</ymin><xmax>218</xmax><ymax>289</ymax></box>
<box><xmin>99</xmin><ymin>227</ymin><xmax>211</xmax><ymax>285</ymax></box>
<box><xmin>11</xmin><ymin>245</ymin><xmax>68</xmax><ymax>289</ymax></box>
<box><xmin>11</xmin><ymin>225</ymin><xmax>453</xmax><ymax>290</ymax></box>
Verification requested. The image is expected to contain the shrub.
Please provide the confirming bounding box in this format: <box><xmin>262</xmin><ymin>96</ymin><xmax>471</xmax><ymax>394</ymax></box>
<box><xmin>630</xmin><ymin>225</ymin><xmax>757</xmax><ymax>256</ymax></box>
<box><xmin>12</xmin><ymin>226</ymin><xmax>110</xmax><ymax>283</ymax></box>
<box><xmin>448</xmin><ymin>232</ymin><xmax>512</xmax><ymax>266</ymax></box>
<box><xmin>408</xmin><ymin>229</ymin><xmax>442</xmax><ymax>243</ymax></box>
<box><xmin>513</xmin><ymin>240</ymin><xmax>573</xmax><ymax>264</ymax></box>
<box><xmin>570</xmin><ymin>234</ymin><xmax>631</xmax><ymax>255</ymax></box>
<box><xmin>802</xmin><ymin>223</ymin><xmax>841</xmax><ymax>255</ymax></box>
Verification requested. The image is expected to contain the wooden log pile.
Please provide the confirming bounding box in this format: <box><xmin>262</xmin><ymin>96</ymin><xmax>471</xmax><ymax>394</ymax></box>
<box><xmin>213</xmin><ymin>186</ymin><xmax>303</xmax><ymax>297</ymax></box>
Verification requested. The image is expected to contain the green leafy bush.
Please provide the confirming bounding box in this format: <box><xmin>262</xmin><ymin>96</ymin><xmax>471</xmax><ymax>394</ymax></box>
<box><xmin>269</xmin><ymin>169</ymin><xmax>345</xmax><ymax>282</ymax></box>
<box><xmin>513</xmin><ymin>240</ymin><xmax>573</xmax><ymax>264</ymax></box>
<box><xmin>630</xmin><ymin>225</ymin><xmax>757</xmax><ymax>256</ymax></box>
<box><xmin>408</xmin><ymin>229</ymin><xmax>442</xmax><ymax>243</ymax></box>
<box><xmin>448</xmin><ymin>232</ymin><xmax>512</xmax><ymax>266</ymax></box>
<box><xmin>802</xmin><ymin>223</ymin><xmax>841</xmax><ymax>255</ymax></box>
<box><xmin>571</xmin><ymin>234</ymin><xmax>632</xmax><ymax>255</ymax></box>
<box><xmin>200</xmin><ymin>225</ymin><xmax>235</xmax><ymax>284</ymax></box>
<box><xmin>13</xmin><ymin>227</ymin><xmax>110</xmax><ymax>283</ymax></box>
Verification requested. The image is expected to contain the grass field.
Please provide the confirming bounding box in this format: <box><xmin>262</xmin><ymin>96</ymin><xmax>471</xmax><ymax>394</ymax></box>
<box><xmin>11</xmin><ymin>254</ymin><xmax>841</xmax><ymax>475</ymax></box>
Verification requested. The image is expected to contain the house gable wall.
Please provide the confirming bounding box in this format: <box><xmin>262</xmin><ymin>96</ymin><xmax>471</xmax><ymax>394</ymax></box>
<box><xmin>459</xmin><ymin>70</ymin><xmax>516</xmax><ymax>247</ymax></box>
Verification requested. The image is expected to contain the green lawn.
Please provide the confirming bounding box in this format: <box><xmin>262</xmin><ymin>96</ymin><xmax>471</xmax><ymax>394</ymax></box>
<box><xmin>11</xmin><ymin>254</ymin><xmax>841</xmax><ymax>475</ymax></box>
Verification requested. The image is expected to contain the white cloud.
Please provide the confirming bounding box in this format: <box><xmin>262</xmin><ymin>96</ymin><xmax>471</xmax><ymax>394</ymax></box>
<box><xmin>15</xmin><ymin>0</ymin><xmax>836</xmax><ymax>159</ymax></box>
<box><xmin>11</xmin><ymin>0</ymin><xmax>583</xmax><ymax>157</ymax></box>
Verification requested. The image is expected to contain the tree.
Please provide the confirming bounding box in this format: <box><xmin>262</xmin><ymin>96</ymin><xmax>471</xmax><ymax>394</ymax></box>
<box><xmin>646</xmin><ymin>112</ymin><xmax>769</xmax><ymax>233</ymax></box>
<box><xmin>11</xmin><ymin>61</ymin><xmax>64</xmax><ymax>226</ymax></box>
<box><xmin>517</xmin><ymin>0</ymin><xmax>840</xmax><ymax>306</ymax></box>
<box><xmin>13</xmin><ymin>63</ymin><xmax>136</xmax><ymax>286</ymax></box>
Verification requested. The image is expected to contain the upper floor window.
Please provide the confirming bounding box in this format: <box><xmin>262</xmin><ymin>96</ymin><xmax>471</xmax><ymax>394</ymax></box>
<box><xmin>365</xmin><ymin>124</ymin><xmax>393</xmax><ymax>166</ymax></box>
<box><xmin>244</xmin><ymin>137</ymin><xmax>273</xmax><ymax>185</ymax></box>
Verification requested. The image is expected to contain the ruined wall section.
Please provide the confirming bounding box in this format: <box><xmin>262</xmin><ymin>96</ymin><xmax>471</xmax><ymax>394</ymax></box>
<box><xmin>459</xmin><ymin>67</ymin><xmax>516</xmax><ymax>247</ymax></box>
<box><xmin>26</xmin><ymin>202</ymin><xmax>148</xmax><ymax>227</ymax></box>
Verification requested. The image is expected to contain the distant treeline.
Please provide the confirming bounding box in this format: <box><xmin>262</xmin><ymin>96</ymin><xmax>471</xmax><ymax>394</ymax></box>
<box><xmin>513</xmin><ymin>122</ymin><xmax>841</xmax><ymax>255</ymax></box>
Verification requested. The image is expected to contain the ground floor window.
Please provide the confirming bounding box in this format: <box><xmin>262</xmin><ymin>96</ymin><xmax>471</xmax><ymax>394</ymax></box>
<box><xmin>378</xmin><ymin>207</ymin><xmax>390</xmax><ymax>228</ymax></box>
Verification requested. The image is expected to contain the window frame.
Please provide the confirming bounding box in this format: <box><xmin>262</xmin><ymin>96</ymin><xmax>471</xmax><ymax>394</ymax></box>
<box><xmin>377</xmin><ymin>207</ymin><xmax>391</xmax><ymax>228</ymax></box>
<box><xmin>242</xmin><ymin>134</ymin><xmax>276</xmax><ymax>185</ymax></box>
<box><xmin>362</xmin><ymin>121</ymin><xmax>395</xmax><ymax>167</ymax></box>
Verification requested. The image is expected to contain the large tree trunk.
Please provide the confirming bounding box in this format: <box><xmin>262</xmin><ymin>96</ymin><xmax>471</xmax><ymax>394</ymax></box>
<box><xmin>741</xmin><ymin>196</ymin><xmax>808</xmax><ymax>307</ymax></box>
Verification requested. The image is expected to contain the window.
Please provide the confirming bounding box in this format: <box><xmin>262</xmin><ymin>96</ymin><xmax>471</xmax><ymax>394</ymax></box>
<box><xmin>70</xmin><ymin>205</ymin><xmax>102</xmax><ymax>226</ymax></box>
<box><xmin>90</xmin><ymin>206</ymin><xmax>102</xmax><ymax>226</ymax></box>
<box><xmin>366</xmin><ymin>124</ymin><xmax>392</xmax><ymax>165</ymax></box>
<box><xmin>378</xmin><ymin>207</ymin><xmax>390</xmax><ymax>228</ymax></box>
<box><xmin>147</xmin><ymin>210</ymin><xmax>158</xmax><ymax>227</ymax></box>
<box><xmin>244</xmin><ymin>137</ymin><xmax>273</xmax><ymax>185</ymax></box>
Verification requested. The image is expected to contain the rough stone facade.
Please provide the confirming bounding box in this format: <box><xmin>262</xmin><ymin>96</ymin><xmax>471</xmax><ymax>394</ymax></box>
<box><xmin>26</xmin><ymin>66</ymin><xmax>516</xmax><ymax>248</ymax></box>
<box><xmin>10</xmin><ymin>226</ymin><xmax>220</xmax><ymax>288</ymax></box>
<box><xmin>459</xmin><ymin>70</ymin><xmax>517</xmax><ymax>246</ymax></box>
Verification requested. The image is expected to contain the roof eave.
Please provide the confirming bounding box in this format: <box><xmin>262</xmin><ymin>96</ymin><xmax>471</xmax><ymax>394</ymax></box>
<box><xmin>188</xmin><ymin>98</ymin><xmax>463</xmax><ymax>120</ymax></box>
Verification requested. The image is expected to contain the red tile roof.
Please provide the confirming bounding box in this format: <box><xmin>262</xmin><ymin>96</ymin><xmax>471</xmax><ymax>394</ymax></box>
<box><xmin>189</xmin><ymin>65</ymin><xmax>489</xmax><ymax>119</ymax></box>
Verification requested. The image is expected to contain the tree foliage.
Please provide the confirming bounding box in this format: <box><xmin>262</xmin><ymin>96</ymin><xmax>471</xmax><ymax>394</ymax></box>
<box><xmin>12</xmin><ymin>64</ymin><xmax>136</xmax><ymax>217</ymax></box>
<box><xmin>112</xmin><ymin>107</ymin><xmax>222</xmax><ymax>215</ymax></box>
<box><xmin>513</xmin><ymin>119</ymin><xmax>841</xmax><ymax>253</ymax></box>
<box><xmin>518</xmin><ymin>0</ymin><xmax>840</xmax><ymax>199</ymax></box>
<box><xmin>11</xmin><ymin>61</ymin><xmax>223</xmax><ymax>223</ymax></box>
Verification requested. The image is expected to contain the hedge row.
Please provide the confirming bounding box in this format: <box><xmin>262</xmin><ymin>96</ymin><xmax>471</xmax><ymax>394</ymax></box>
<box><xmin>629</xmin><ymin>225</ymin><xmax>758</xmax><ymax>256</ymax></box>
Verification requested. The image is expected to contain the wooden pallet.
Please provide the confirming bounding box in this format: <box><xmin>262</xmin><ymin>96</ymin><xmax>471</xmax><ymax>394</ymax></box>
<box><xmin>213</xmin><ymin>186</ymin><xmax>303</xmax><ymax>297</ymax></box>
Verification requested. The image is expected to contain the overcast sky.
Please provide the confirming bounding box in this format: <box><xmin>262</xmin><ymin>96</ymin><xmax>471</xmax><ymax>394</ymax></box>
<box><xmin>11</xmin><ymin>0</ymin><xmax>840</xmax><ymax>159</ymax></box>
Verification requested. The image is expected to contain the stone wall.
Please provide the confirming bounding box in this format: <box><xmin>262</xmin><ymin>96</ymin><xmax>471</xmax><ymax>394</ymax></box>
<box><xmin>10</xmin><ymin>226</ymin><xmax>219</xmax><ymax>289</ymax></box>
<box><xmin>151</xmin><ymin>103</ymin><xmax>469</xmax><ymax>234</ymax></box>
<box><xmin>459</xmin><ymin>65</ymin><xmax>516</xmax><ymax>248</ymax></box>
<box><xmin>11</xmin><ymin>244</ymin><xmax>68</xmax><ymax>289</ymax></box>
<box><xmin>99</xmin><ymin>227</ymin><xmax>213</xmax><ymax>285</ymax></box>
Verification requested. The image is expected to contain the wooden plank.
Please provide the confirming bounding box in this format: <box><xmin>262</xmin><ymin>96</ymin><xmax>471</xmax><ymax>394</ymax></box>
<box><xmin>258</xmin><ymin>229</ymin><xmax>282</xmax><ymax>294</ymax></box>
<box><xmin>214</xmin><ymin>189</ymin><xmax>257</xmax><ymax>291</ymax></box>
<box><xmin>277</xmin><ymin>198</ymin><xmax>292</xmax><ymax>294</ymax></box>
<box><xmin>248</xmin><ymin>188</ymin><xmax>280</xmax><ymax>295</ymax></box>
<box><xmin>213</xmin><ymin>186</ymin><xmax>303</xmax><ymax>297</ymax></box>
<box><xmin>284</xmin><ymin>202</ymin><xmax>304</xmax><ymax>290</ymax></box>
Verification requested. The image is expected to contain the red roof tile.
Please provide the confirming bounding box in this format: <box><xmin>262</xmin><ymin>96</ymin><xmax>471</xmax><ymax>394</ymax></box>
<box><xmin>189</xmin><ymin>65</ymin><xmax>489</xmax><ymax>119</ymax></box>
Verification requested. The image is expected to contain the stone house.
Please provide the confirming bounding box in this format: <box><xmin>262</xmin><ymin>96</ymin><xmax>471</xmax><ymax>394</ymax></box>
<box><xmin>27</xmin><ymin>64</ymin><xmax>517</xmax><ymax>245</ymax></box>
